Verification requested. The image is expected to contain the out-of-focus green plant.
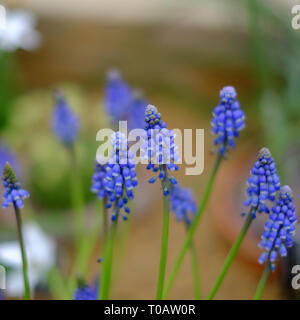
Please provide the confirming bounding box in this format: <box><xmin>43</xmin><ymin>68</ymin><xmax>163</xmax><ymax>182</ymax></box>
<box><xmin>244</xmin><ymin>0</ymin><xmax>300</xmax><ymax>180</ymax></box>
<box><xmin>5</xmin><ymin>85</ymin><xmax>109</xmax><ymax>210</ymax></box>
<box><xmin>0</xmin><ymin>52</ymin><xmax>18</xmax><ymax>132</ymax></box>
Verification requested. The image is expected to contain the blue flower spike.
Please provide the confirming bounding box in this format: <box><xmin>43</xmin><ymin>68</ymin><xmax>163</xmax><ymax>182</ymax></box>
<box><xmin>243</xmin><ymin>147</ymin><xmax>281</xmax><ymax>218</ymax></box>
<box><xmin>103</xmin><ymin>132</ymin><xmax>138</xmax><ymax>221</ymax></box>
<box><xmin>141</xmin><ymin>104</ymin><xmax>180</xmax><ymax>196</ymax></box>
<box><xmin>258</xmin><ymin>185</ymin><xmax>297</xmax><ymax>271</ymax></box>
<box><xmin>104</xmin><ymin>70</ymin><xmax>132</xmax><ymax>126</ymax></box>
<box><xmin>170</xmin><ymin>184</ymin><xmax>197</xmax><ymax>226</ymax></box>
<box><xmin>211</xmin><ymin>86</ymin><xmax>245</xmax><ymax>156</ymax></box>
<box><xmin>2</xmin><ymin>162</ymin><xmax>29</xmax><ymax>209</ymax></box>
<box><xmin>91</xmin><ymin>162</ymin><xmax>107</xmax><ymax>199</ymax></box>
<box><xmin>52</xmin><ymin>90</ymin><xmax>80</xmax><ymax>147</ymax></box>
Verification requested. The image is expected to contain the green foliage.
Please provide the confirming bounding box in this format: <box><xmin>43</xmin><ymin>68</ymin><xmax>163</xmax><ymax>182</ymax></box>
<box><xmin>0</xmin><ymin>52</ymin><xmax>18</xmax><ymax>132</ymax></box>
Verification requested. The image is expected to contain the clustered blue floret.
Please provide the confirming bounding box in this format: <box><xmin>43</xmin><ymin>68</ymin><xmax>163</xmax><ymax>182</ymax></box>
<box><xmin>91</xmin><ymin>162</ymin><xmax>107</xmax><ymax>199</ymax></box>
<box><xmin>141</xmin><ymin>104</ymin><xmax>179</xmax><ymax>196</ymax></box>
<box><xmin>243</xmin><ymin>148</ymin><xmax>280</xmax><ymax>217</ymax></box>
<box><xmin>103</xmin><ymin>132</ymin><xmax>138</xmax><ymax>221</ymax></box>
<box><xmin>170</xmin><ymin>184</ymin><xmax>197</xmax><ymax>226</ymax></box>
<box><xmin>2</xmin><ymin>163</ymin><xmax>29</xmax><ymax>209</ymax></box>
<box><xmin>258</xmin><ymin>185</ymin><xmax>297</xmax><ymax>271</ymax></box>
<box><xmin>104</xmin><ymin>70</ymin><xmax>132</xmax><ymax>125</ymax></box>
<box><xmin>52</xmin><ymin>90</ymin><xmax>80</xmax><ymax>147</ymax></box>
<box><xmin>211</xmin><ymin>86</ymin><xmax>245</xmax><ymax>156</ymax></box>
<box><xmin>74</xmin><ymin>284</ymin><xmax>97</xmax><ymax>300</ymax></box>
<box><xmin>104</xmin><ymin>71</ymin><xmax>147</xmax><ymax>130</ymax></box>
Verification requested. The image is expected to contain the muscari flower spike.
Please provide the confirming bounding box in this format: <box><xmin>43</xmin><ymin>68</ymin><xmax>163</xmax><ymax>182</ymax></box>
<box><xmin>170</xmin><ymin>184</ymin><xmax>197</xmax><ymax>226</ymax></box>
<box><xmin>91</xmin><ymin>162</ymin><xmax>107</xmax><ymax>199</ymax></box>
<box><xmin>104</xmin><ymin>70</ymin><xmax>132</xmax><ymax>125</ymax></box>
<box><xmin>74</xmin><ymin>283</ymin><xmax>97</xmax><ymax>300</ymax></box>
<box><xmin>103</xmin><ymin>132</ymin><xmax>138</xmax><ymax>221</ymax></box>
<box><xmin>243</xmin><ymin>148</ymin><xmax>280</xmax><ymax>218</ymax></box>
<box><xmin>258</xmin><ymin>185</ymin><xmax>297</xmax><ymax>271</ymax></box>
<box><xmin>2</xmin><ymin>162</ymin><xmax>29</xmax><ymax>209</ymax></box>
<box><xmin>141</xmin><ymin>104</ymin><xmax>180</xmax><ymax>196</ymax></box>
<box><xmin>211</xmin><ymin>86</ymin><xmax>245</xmax><ymax>156</ymax></box>
<box><xmin>52</xmin><ymin>90</ymin><xmax>80</xmax><ymax>147</ymax></box>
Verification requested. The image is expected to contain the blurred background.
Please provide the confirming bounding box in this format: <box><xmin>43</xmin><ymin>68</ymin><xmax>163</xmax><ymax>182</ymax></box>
<box><xmin>0</xmin><ymin>0</ymin><xmax>299</xmax><ymax>299</ymax></box>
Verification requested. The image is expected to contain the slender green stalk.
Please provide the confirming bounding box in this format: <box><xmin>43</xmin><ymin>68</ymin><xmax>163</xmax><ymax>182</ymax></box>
<box><xmin>99</xmin><ymin>204</ymin><xmax>119</xmax><ymax>300</ymax></box>
<box><xmin>190</xmin><ymin>241</ymin><xmax>201</xmax><ymax>300</ymax></box>
<box><xmin>162</xmin><ymin>155</ymin><xmax>222</xmax><ymax>299</ymax></box>
<box><xmin>13</xmin><ymin>204</ymin><xmax>30</xmax><ymax>300</ymax></box>
<box><xmin>67</xmin><ymin>198</ymin><xmax>106</xmax><ymax>297</ymax></box>
<box><xmin>69</xmin><ymin>145</ymin><xmax>85</xmax><ymax>248</ymax></box>
<box><xmin>114</xmin><ymin>201</ymin><xmax>134</xmax><ymax>278</ymax></box>
<box><xmin>102</xmin><ymin>197</ymin><xmax>108</xmax><ymax>245</ymax></box>
<box><xmin>254</xmin><ymin>262</ymin><xmax>270</xmax><ymax>300</ymax></box>
<box><xmin>156</xmin><ymin>194</ymin><xmax>170</xmax><ymax>300</ymax></box>
<box><xmin>208</xmin><ymin>208</ymin><xmax>254</xmax><ymax>300</ymax></box>
<box><xmin>48</xmin><ymin>268</ymin><xmax>69</xmax><ymax>300</ymax></box>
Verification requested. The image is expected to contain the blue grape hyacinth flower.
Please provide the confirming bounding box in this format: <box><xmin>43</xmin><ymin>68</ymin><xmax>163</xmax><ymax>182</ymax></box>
<box><xmin>104</xmin><ymin>71</ymin><xmax>147</xmax><ymax>130</ymax></box>
<box><xmin>91</xmin><ymin>162</ymin><xmax>107</xmax><ymax>199</ymax></box>
<box><xmin>2</xmin><ymin>162</ymin><xmax>29</xmax><ymax>209</ymax></box>
<box><xmin>243</xmin><ymin>147</ymin><xmax>280</xmax><ymax>218</ymax></box>
<box><xmin>141</xmin><ymin>104</ymin><xmax>180</xmax><ymax>196</ymax></box>
<box><xmin>258</xmin><ymin>185</ymin><xmax>297</xmax><ymax>271</ymax></box>
<box><xmin>211</xmin><ymin>86</ymin><xmax>245</xmax><ymax>156</ymax></box>
<box><xmin>104</xmin><ymin>70</ymin><xmax>132</xmax><ymax>126</ymax></box>
<box><xmin>103</xmin><ymin>132</ymin><xmax>138</xmax><ymax>221</ymax></box>
<box><xmin>74</xmin><ymin>283</ymin><xmax>97</xmax><ymax>300</ymax></box>
<box><xmin>170</xmin><ymin>184</ymin><xmax>197</xmax><ymax>226</ymax></box>
<box><xmin>52</xmin><ymin>90</ymin><xmax>80</xmax><ymax>147</ymax></box>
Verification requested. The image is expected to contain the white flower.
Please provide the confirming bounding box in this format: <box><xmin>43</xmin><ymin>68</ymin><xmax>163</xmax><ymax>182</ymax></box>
<box><xmin>0</xmin><ymin>9</ymin><xmax>41</xmax><ymax>52</ymax></box>
<box><xmin>0</xmin><ymin>222</ymin><xmax>56</xmax><ymax>297</ymax></box>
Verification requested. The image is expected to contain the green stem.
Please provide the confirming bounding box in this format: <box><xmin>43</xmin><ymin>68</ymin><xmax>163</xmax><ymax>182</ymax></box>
<box><xmin>162</xmin><ymin>155</ymin><xmax>222</xmax><ymax>299</ymax></box>
<box><xmin>99</xmin><ymin>204</ymin><xmax>119</xmax><ymax>300</ymax></box>
<box><xmin>66</xmin><ymin>198</ymin><xmax>106</xmax><ymax>297</ymax></box>
<box><xmin>13</xmin><ymin>204</ymin><xmax>30</xmax><ymax>300</ymax></box>
<box><xmin>114</xmin><ymin>200</ymin><xmax>134</xmax><ymax>279</ymax></box>
<box><xmin>48</xmin><ymin>268</ymin><xmax>69</xmax><ymax>300</ymax></box>
<box><xmin>254</xmin><ymin>262</ymin><xmax>270</xmax><ymax>300</ymax></box>
<box><xmin>208</xmin><ymin>208</ymin><xmax>254</xmax><ymax>300</ymax></box>
<box><xmin>102</xmin><ymin>197</ymin><xmax>108</xmax><ymax>245</ymax></box>
<box><xmin>190</xmin><ymin>241</ymin><xmax>201</xmax><ymax>300</ymax></box>
<box><xmin>69</xmin><ymin>145</ymin><xmax>85</xmax><ymax>249</ymax></box>
<box><xmin>156</xmin><ymin>194</ymin><xmax>170</xmax><ymax>300</ymax></box>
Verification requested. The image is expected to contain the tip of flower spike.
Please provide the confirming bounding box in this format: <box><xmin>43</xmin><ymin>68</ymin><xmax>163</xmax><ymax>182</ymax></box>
<box><xmin>280</xmin><ymin>185</ymin><xmax>293</xmax><ymax>198</ymax></box>
<box><xmin>258</xmin><ymin>147</ymin><xmax>271</xmax><ymax>160</ymax></box>
<box><xmin>3</xmin><ymin>162</ymin><xmax>18</xmax><ymax>184</ymax></box>
<box><xmin>145</xmin><ymin>104</ymin><xmax>158</xmax><ymax>116</ymax></box>
<box><xmin>106</xmin><ymin>69</ymin><xmax>121</xmax><ymax>81</ymax></box>
<box><xmin>54</xmin><ymin>89</ymin><xmax>65</xmax><ymax>102</ymax></box>
<box><xmin>220</xmin><ymin>86</ymin><xmax>236</xmax><ymax>101</ymax></box>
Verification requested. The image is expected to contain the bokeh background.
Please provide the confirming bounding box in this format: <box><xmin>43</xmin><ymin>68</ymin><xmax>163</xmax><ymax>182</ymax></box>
<box><xmin>0</xmin><ymin>0</ymin><xmax>299</xmax><ymax>299</ymax></box>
